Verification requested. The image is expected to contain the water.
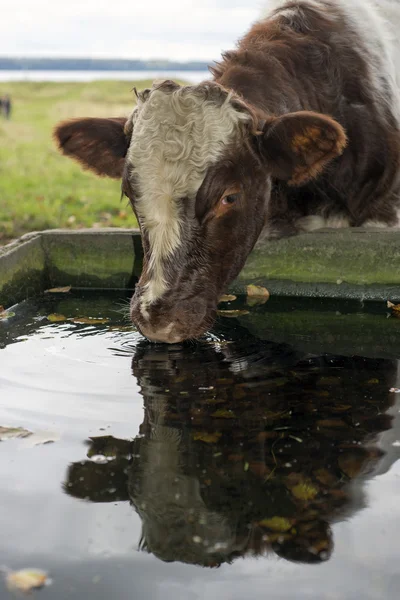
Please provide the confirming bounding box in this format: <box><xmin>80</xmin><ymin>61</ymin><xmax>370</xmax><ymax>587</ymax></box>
<box><xmin>0</xmin><ymin>70</ymin><xmax>210</xmax><ymax>84</ymax></box>
<box><xmin>1</xmin><ymin>291</ymin><xmax>400</xmax><ymax>599</ymax></box>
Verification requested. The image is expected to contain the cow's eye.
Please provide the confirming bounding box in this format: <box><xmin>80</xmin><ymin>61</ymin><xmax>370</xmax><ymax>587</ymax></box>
<box><xmin>221</xmin><ymin>193</ymin><xmax>239</xmax><ymax>206</ymax></box>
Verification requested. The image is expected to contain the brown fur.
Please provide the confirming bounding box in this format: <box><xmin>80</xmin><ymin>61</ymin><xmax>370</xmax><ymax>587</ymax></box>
<box><xmin>54</xmin><ymin>117</ymin><xmax>129</xmax><ymax>178</ymax></box>
<box><xmin>212</xmin><ymin>5</ymin><xmax>400</xmax><ymax>230</ymax></box>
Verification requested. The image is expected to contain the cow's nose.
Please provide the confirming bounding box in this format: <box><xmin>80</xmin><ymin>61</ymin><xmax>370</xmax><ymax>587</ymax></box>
<box><xmin>139</xmin><ymin>322</ymin><xmax>183</xmax><ymax>344</ymax></box>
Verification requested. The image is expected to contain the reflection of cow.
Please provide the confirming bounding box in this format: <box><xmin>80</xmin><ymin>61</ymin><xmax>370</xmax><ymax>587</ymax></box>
<box><xmin>64</xmin><ymin>333</ymin><xmax>399</xmax><ymax>567</ymax></box>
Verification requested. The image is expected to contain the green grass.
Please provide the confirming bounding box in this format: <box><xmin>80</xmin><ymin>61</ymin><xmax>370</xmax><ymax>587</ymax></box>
<box><xmin>0</xmin><ymin>79</ymin><xmax>159</xmax><ymax>242</ymax></box>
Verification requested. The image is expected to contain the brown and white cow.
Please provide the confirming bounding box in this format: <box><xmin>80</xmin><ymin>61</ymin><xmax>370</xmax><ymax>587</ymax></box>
<box><xmin>54</xmin><ymin>0</ymin><xmax>400</xmax><ymax>343</ymax></box>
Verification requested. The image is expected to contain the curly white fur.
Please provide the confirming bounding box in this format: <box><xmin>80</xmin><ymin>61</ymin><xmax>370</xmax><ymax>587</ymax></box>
<box><xmin>126</xmin><ymin>84</ymin><xmax>251</xmax><ymax>317</ymax></box>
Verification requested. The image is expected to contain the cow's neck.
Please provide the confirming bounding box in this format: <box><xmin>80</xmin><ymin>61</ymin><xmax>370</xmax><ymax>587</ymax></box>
<box><xmin>210</xmin><ymin>7</ymin><xmax>378</xmax><ymax>125</ymax></box>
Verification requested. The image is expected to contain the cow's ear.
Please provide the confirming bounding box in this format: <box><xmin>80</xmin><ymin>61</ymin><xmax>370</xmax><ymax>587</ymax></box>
<box><xmin>53</xmin><ymin>117</ymin><xmax>129</xmax><ymax>178</ymax></box>
<box><xmin>259</xmin><ymin>111</ymin><xmax>347</xmax><ymax>186</ymax></box>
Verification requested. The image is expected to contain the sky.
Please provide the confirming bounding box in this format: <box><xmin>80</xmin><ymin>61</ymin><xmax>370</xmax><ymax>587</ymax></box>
<box><xmin>0</xmin><ymin>0</ymin><xmax>265</xmax><ymax>61</ymax></box>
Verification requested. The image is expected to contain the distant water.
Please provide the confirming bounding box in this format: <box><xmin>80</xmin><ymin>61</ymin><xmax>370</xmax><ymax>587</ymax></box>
<box><xmin>0</xmin><ymin>69</ymin><xmax>210</xmax><ymax>84</ymax></box>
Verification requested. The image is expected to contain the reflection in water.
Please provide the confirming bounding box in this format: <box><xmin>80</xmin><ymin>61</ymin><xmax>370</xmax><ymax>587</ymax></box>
<box><xmin>64</xmin><ymin>326</ymin><xmax>397</xmax><ymax>568</ymax></box>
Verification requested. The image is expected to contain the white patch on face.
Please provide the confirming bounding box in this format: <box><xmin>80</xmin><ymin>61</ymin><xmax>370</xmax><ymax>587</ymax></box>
<box><xmin>126</xmin><ymin>85</ymin><xmax>251</xmax><ymax>316</ymax></box>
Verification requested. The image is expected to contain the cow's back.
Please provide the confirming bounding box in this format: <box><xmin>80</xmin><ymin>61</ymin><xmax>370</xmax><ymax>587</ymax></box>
<box><xmin>263</xmin><ymin>0</ymin><xmax>400</xmax><ymax>125</ymax></box>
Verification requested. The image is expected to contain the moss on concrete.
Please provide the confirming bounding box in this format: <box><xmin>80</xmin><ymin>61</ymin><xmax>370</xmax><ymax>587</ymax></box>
<box><xmin>1</xmin><ymin>228</ymin><xmax>400</xmax><ymax>307</ymax></box>
<box><xmin>41</xmin><ymin>229</ymin><xmax>138</xmax><ymax>289</ymax></box>
<box><xmin>239</xmin><ymin>229</ymin><xmax>400</xmax><ymax>286</ymax></box>
<box><xmin>0</xmin><ymin>234</ymin><xmax>48</xmax><ymax>306</ymax></box>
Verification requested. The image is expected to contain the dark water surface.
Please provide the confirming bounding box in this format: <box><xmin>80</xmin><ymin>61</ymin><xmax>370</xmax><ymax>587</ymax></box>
<box><xmin>1</xmin><ymin>292</ymin><xmax>400</xmax><ymax>599</ymax></box>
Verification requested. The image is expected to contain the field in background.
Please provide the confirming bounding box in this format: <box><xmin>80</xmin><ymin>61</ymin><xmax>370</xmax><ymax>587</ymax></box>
<box><xmin>0</xmin><ymin>80</ymin><xmax>159</xmax><ymax>242</ymax></box>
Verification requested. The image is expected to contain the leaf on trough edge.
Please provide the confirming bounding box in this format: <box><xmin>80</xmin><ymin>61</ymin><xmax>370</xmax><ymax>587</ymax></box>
<box><xmin>387</xmin><ymin>300</ymin><xmax>400</xmax><ymax>316</ymax></box>
<box><xmin>216</xmin><ymin>309</ymin><xmax>249</xmax><ymax>318</ymax></box>
<box><xmin>5</xmin><ymin>568</ymin><xmax>51</xmax><ymax>593</ymax></box>
<box><xmin>246</xmin><ymin>284</ymin><xmax>270</xmax><ymax>307</ymax></box>
<box><xmin>47</xmin><ymin>314</ymin><xmax>67</xmax><ymax>322</ymax></box>
<box><xmin>45</xmin><ymin>286</ymin><xmax>72</xmax><ymax>293</ymax></box>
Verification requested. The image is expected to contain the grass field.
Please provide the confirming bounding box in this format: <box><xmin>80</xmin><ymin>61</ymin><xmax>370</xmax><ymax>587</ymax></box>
<box><xmin>0</xmin><ymin>79</ymin><xmax>160</xmax><ymax>243</ymax></box>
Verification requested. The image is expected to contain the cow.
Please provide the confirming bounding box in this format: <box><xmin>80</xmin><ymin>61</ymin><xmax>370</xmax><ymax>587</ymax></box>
<box><xmin>54</xmin><ymin>0</ymin><xmax>400</xmax><ymax>343</ymax></box>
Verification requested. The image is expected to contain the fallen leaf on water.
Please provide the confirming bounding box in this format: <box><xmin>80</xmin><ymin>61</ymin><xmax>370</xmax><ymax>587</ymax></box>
<box><xmin>219</xmin><ymin>294</ymin><xmax>237</xmax><ymax>303</ymax></box>
<box><xmin>193</xmin><ymin>431</ymin><xmax>222</xmax><ymax>444</ymax></box>
<box><xmin>217</xmin><ymin>309</ymin><xmax>249</xmax><ymax>318</ymax></box>
<box><xmin>45</xmin><ymin>286</ymin><xmax>71</xmax><ymax>293</ymax></box>
<box><xmin>0</xmin><ymin>426</ymin><xmax>32</xmax><ymax>441</ymax></box>
<box><xmin>47</xmin><ymin>313</ymin><xmax>66</xmax><ymax>322</ymax></box>
<box><xmin>72</xmin><ymin>317</ymin><xmax>109</xmax><ymax>325</ymax></box>
<box><xmin>291</xmin><ymin>481</ymin><xmax>319</xmax><ymax>501</ymax></box>
<box><xmin>246</xmin><ymin>284</ymin><xmax>270</xmax><ymax>306</ymax></box>
<box><xmin>259</xmin><ymin>517</ymin><xmax>293</xmax><ymax>532</ymax></box>
<box><xmin>5</xmin><ymin>568</ymin><xmax>51</xmax><ymax>593</ymax></box>
<box><xmin>23</xmin><ymin>431</ymin><xmax>60</xmax><ymax>447</ymax></box>
<box><xmin>211</xmin><ymin>409</ymin><xmax>236</xmax><ymax>419</ymax></box>
<box><xmin>387</xmin><ymin>301</ymin><xmax>400</xmax><ymax>317</ymax></box>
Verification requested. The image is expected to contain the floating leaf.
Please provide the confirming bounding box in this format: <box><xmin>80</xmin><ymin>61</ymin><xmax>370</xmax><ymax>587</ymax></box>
<box><xmin>47</xmin><ymin>313</ymin><xmax>66</xmax><ymax>322</ymax></box>
<box><xmin>45</xmin><ymin>286</ymin><xmax>71</xmax><ymax>293</ymax></box>
<box><xmin>5</xmin><ymin>568</ymin><xmax>51</xmax><ymax>593</ymax></box>
<box><xmin>246</xmin><ymin>284</ymin><xmax>270</xmax><ymax>306</ymax></box>
<box><xmin>259</xmin><ymin>517</ymin><xmax>293</xmax><ymax>532</ymax></box>
<box><xmin>72</xmin><ymin>317</ymin><xmax>109</xmax><ymax>325</ymax></box>
<box><xmin>219</xmin><ymin>294</ymin><xmax>237</xmax><ymax>303</ymax></box>
<box><xmin>23</xmin><ymin>430</ymin><xmax>60</xmax><ymax>447</ymax></box>
<box><xmin>211</xmin><ymin>409</ymin><xmax>236</xmax><ymax>419</ymax></box>
<box><xmin>193</xmin><ymin>431</ymin><xmax>222</xmax><ymax>444</ymax></box>
<box><xmin>291</xmin><ymin>481</ymin><xmax>319</xmax><ymax>501</ymax></box>
<box><xmin>217</xmin><ymin>309</ymin><xmax>249</xmax><ymax>318</ymax></box>
<box><xmin>0</xmin><ymin>426</ymin><xmax>32</xmax><ymax>441</ymax></box>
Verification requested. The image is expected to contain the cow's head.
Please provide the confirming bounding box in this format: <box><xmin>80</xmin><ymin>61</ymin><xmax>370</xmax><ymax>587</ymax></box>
<box><xmin>54</xmin><ymin>80</ymin><xmax>346</xmax><ymax>342</ymax></box>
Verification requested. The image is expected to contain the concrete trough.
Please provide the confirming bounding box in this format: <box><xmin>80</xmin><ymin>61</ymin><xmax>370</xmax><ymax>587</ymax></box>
<box><xmin>1</xmin><ymin>227</ymin><xmax>400</xmax><ymax>307</ymax></box>
<box><xmin>1</xmin><ymin>227</ymin><xmax>400</xmax><ymax>359</ymax></box>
